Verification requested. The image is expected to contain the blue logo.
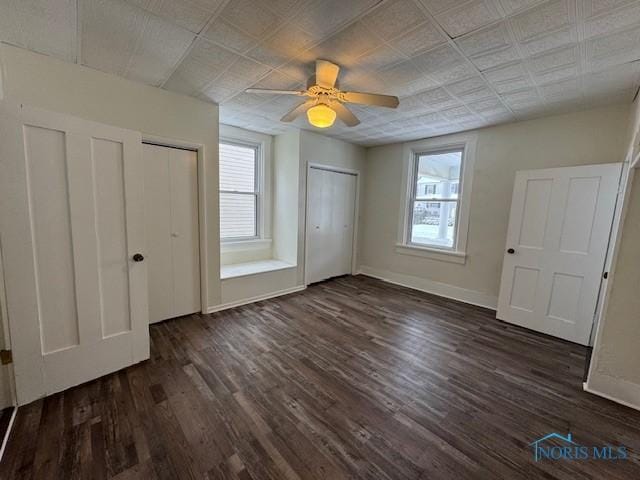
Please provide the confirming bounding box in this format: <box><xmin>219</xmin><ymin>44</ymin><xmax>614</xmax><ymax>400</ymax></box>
<box><xmin>529</xmin><ymin>432</ymin><xmax>628</xmax><ymax>462</ymax></box>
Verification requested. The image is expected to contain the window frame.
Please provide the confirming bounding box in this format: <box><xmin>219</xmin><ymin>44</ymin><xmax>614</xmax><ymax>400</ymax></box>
<box><xmin>219</xmin><ymin>137</ymin><xmax>264</xmax><ymax>243</ymax></box>
<box><xmin>396</xmin><ymin>133</ymin><xmax>477</xmax><ymax>264</ymax></box>
<box><xmin>407</xmin><ymin>147</ymin><xmax>464</xmax><ymax>251</ymax></box>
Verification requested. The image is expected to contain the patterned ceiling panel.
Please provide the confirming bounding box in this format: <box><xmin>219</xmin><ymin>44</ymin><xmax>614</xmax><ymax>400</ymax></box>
<box><xmin>1</xmin><ymin>0</ymin><xmax>639</xmax><ymax>145</ymax></box>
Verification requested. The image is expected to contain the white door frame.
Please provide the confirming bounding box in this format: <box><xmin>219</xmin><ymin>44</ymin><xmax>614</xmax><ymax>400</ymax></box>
<box><xmin>588</xmin><ymin>162</ymin><xmax>627</xmax><ymax>345</ymax></box>
<box><xmin>304</xmin><ymin>163</ymin><xmax>360</xmax><ymax>286</ymax></box>
<box><xmin>585</xmin><ymin>162</ymin><xmax>636</xmax><ymax>395</ymax></box>
<box><xmin>142</xmin><ymin>135</ymin><xmax>208</xmax><ymax>315</ymax></box>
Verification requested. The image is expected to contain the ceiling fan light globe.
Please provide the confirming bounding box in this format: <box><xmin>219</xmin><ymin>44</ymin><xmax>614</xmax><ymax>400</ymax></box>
<box><xmin>307</xmin><ymin>104</ymin><xmax>336</xmax><ymax>128</ymax></box>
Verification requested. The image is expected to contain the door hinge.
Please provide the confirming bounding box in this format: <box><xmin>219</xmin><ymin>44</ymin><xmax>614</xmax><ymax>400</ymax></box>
<box><xmin>0</xmin><ymin>349</ymin><xmax>12</xmax><ymax>365</ymax></box>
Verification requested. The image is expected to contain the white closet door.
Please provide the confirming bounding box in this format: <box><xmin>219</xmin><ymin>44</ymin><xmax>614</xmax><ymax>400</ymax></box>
<box><xmin>143</xmin><ymin>144</ymin><xmax>200</xmax><ymax>323</ymax></box>
<box><xmin>0</xmin><ymin>104</ymin><xmax>149</xmax><ymax>405</ymax></box>
<box><xmin>306</xmin><ymin>167</ymin><xmax>357</xmax><ymax>285</ymax></box>
<box><xmin>168</xmin><ymin>148</ymin><xmax>201</xmax><ymax>317</ymax></box>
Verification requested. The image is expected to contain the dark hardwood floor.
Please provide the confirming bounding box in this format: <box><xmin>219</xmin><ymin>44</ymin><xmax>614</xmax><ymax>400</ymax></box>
<box><xmin>1</xmin><ymin>275</ymin><xmax>639</xmax><ymax>479</ymax></box>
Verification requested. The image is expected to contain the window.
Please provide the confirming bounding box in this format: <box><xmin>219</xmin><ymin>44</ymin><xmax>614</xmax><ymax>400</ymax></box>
<box><xmin>397</xmin><ymin>134</ymin><xmax>476</xmax><ymax>263</ymax></box>
<box><xmin>419</xmin><ymin>183</ymin><xmax>437</xmax><ymax>195</ymax></box>
<box><xmin>219</xmin><ymin>141</ymin><xmax>259</xmax><ymax>240</ymax></box>
<box><xmin>408</xmin><ymin>149</ymin><xmax>463</xmax><ymax>249</ymax></box>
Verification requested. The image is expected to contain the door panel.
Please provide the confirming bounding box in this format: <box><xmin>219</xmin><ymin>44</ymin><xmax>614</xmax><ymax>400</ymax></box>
<box><xmin>518</xmin><ymin>178</ymin><xmax>552</xmax><ymax>249</ymax></box>
<box><xmin>0</xmin><ymin>104</ymin><xmax>149</xmax><ymax>404</ymax></box>
<box><xmin>24</xmin><ymin>125</ymin><xmax>80</xmax><ymax>353</ymax></box>
<box><xmin>339</xmin><ymin>172</ymin><xmax>357</xmax><ymax>274</ymax></box>
<box><xmin>558</xmin><ymin>176</ymin><xmax>599</xmax><ymax>254</ymax></box>
<box><xmin>306</xmin><ymin>167</ymin><xmax>357</xmax><ymax>285</ymax></box>
<box><xmin>547</xmin><ymin>273</ymin><xmax>582</xmax><ymax>323</ymax></box>
<box><xmin>497</xmin><ymin>163</ymin><xmax>621</xmax><ymax>345</ymax></box>
<box><xmin>143</xmin><ymin>144</ymin><xmax>200</xmax><ymax>323</ymax></box>
<box><xmin>93</xmin><ymin>138</ymin><xmax>132</xmax><ymax>336</ymax></box>
<box><xmin>509</xmin><ymin>267</ymin><xmax>539</xmax><ymax>312</ymax></box>
<box><xmin>143</xmin><ymin>145</ymin><xmax>173</xmax><ymax>323</ymax></box>
<box><xmin>169</xmin><ymin>148</ymin><xmax>201</xmax><ymax>317</ymax></box>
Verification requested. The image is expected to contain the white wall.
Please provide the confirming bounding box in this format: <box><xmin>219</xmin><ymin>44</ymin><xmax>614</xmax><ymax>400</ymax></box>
<box><xmin>358</xmin><ymin>104</ymin><xmax>630</xmax><ymax>308</ymax></box>
<box><xmin>586</xmin><ymin>97</ymin><xmax>640</xmax><ymax>409</ymax></box>
<box><xmin>0</xmin><ymin>43</ymin><xmax>221</xmax><ymax>308</ymax></box>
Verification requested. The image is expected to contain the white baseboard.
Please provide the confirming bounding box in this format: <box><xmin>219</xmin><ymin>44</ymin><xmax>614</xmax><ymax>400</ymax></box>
<box><xmin>358</xmin><ymin>265</ymin><xmax>498</xmax><ymax>310</ymax></box>
<box><xmin>207</xmin><ymin>285</ymin><xmax>306</xmax><ymax>313</ymax></box>
<box><xmin>0</xmin><ymin>406</ymin><xmax>17</xmax><ymax>463</ymax></box>
<box><xmin>584</xmin><ymin>373</ymin><xmax>640</xmax><ymax>411</ymax></box>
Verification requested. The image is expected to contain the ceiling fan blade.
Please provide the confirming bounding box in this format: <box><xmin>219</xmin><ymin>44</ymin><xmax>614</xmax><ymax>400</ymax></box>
<box><xmin>281</xmin><ymin>99</ymin><xmax>316</xmax><ymax>122</ymax></box>
<box><xmin>342</xmin><ymin>91</ymin><xmax>399</xmax><ymax>108</ymax></box>
<box><xmin>316</xmin><ymin>60</ymin><xmax>340</xmax><ymax>88</ymax></box>
<box><xmin>245</xmin><ymin>88</ymin><xmax>306</xmax><ymax>96</ymax></box>
<box><xmin>330</xmin><ymin>102</ymin><xmax>360</xmax><ymax>127</ymax></box>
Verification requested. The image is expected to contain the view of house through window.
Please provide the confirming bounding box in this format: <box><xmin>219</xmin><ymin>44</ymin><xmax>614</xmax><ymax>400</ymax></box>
<box><xmin>409</xmin><ymin>149</ymin><xmax>463</xmax><ymax>249</ymax></box>
<box><xmin>219</xmin><ymin>141</ymin><xmax>259</xmax><ymax>240</ymax></box>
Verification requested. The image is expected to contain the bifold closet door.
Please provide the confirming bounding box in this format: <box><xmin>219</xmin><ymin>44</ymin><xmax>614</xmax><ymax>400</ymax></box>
<box><xmin>143</xmin><ymin>144</ymin><xmax>200</xmax><ymax>323</ymax></box>
<box><xmin>307</xmin><ymin>167</ymin><xmax>357</xmax><ymax>285</ymax></box>
<box><xmin>0</xmin><ymin>104</ymin><xmax>149</xmax><ymax>405</ymax></box>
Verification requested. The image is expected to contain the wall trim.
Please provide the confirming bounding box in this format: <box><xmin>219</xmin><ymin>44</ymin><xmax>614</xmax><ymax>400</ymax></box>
<box><xmin>584</xmin><ymin>373</ymin><xmax>640</xmax><ymax>411</ymax></box>
<box><xmin>207</xmin><ymin>285</ymin><xmax>306</xmax><ymax>313</ymax></box>
<box><xmin>358</xmin><ymin>265</ymin><xmax>498</xmax><ymax>310</ymax></box>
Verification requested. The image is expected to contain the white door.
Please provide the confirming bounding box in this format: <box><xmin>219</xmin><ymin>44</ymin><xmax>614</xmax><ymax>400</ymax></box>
<box><xmin>0</xmin><ymin>104</ymin><xmax>149</xmax><ymax>405</ymax></box>
<box><xmin>143</xmin><ymin>143</ymin><xmax>200</xmax><ymax>323</ymax></box>
<box><xmin>306</xmin><ymin>167</ymin><xmax>357</xmax><ymax>284</ymax></box>
<box><xmin>497</xmin><ymin>163</ymin><xmax>622</xmax><ymax>345</ymax></box>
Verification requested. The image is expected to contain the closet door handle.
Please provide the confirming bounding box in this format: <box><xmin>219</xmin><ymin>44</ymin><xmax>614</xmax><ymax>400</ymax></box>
<box><xmin>133</xmin><ymin>253</ymin><xmax>145</xmax><ymax>262</ymax></box>
<box><xmin>171</xmin><ymin>232</ymin><xmax>179</xmax><ymax>238</ymax></box>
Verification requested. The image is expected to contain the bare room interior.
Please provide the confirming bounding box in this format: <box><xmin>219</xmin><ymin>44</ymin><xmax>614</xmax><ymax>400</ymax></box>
<box><xmin>0</xmin><ymin>0</ymin><xmax>639</xmax><ymax>478</ymax></box>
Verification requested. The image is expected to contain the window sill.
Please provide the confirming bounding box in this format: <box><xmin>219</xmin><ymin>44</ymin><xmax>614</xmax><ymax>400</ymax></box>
<box><xmin>395</xmin><ymin>243</ymin><xmax>467</xmax><ymax>264</ymax></box>
<box><xmin>220</xmin><ymin>259</ymin><xmax>296</xmax><ymax>280</ymax></box>
<box><xmin>221</xmin><ymin>238</ymin><xmax>272</xmax><ymax>253</ymax></box>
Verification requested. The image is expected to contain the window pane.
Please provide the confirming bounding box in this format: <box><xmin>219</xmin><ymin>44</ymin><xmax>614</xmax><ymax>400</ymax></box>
<box><xmin>219</xmin><ymin>143</ymin><xmax>256</xmax><ymax>192</ymax></box>
<box><xmin>416</xmin><ymin>150</ymin><xmax>462</xmax><ymax>200</ymax></box>
<box><xmin>411</xmin><ymin>200</ymin><xmax>457</xmax><ymax>248</ymax></box>
<box><xmin>220</xmin><ymin>193</ymin><xmax>256</xmax><ymax>239</ymax></box>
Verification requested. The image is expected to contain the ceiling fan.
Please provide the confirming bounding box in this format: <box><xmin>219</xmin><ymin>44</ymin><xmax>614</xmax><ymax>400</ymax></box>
<box><xmin>245</xmin><ymin>60</ymin><xmax>399</xmax><ymax>129</ymax></box>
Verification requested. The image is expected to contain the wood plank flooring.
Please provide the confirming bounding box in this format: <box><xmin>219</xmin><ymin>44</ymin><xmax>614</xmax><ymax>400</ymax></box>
<box><xmin>1</xmin><ymin>275</ymin><xmax>639</xmax><ymax>479</ymax></box>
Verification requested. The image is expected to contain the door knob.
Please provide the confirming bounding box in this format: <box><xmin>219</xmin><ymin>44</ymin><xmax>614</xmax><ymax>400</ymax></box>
<box><xmin>133</xmin><ymin>253</ymin><xmax>145</xmax><ymax>262</ymax></box>
<box><xmin>507</xmin><ymin>248</ymin><xmax>515</xmax><ymax>254</ymax></box>
<box><xmin>171</xmin><ymin>232</ymin><xmax>179</xmax><ymax>237</ymax></box>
